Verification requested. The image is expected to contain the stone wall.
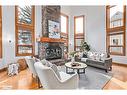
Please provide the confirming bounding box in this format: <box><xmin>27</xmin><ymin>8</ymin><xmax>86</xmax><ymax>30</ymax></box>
<box><xmin>42</xmin><ymin>6</ymin><xmax>61</xmax><ymax>37</ymax></box>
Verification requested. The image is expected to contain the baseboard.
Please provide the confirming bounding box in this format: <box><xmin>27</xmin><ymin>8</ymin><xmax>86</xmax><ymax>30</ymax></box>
<box><xmin>0</xmin><ymin>67</ymin><xmax>7</xmax><ymax>73</ymax></box>
<box><xmin>112</xmin><ymin>62</ymin><xmax>127</xmax><ymax>67</ymax></box>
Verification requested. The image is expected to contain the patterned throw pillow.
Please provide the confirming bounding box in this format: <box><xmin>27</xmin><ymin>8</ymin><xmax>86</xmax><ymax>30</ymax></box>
<box><xmin>100</xmin><ymin>53</ymin><xmax>107</xmax><ymax>61</ymax></box>
<box><xmin>95</xmin><ymin>53</ymin><xmax>100</xmax><ymax>61</ymax></box>
<box><xmin>88</xmin><ymin>52</ymin><xmax>94</xmax><ymax>60</ymax></box>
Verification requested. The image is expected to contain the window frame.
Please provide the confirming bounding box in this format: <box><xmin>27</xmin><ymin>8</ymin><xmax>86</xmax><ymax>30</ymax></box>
<box><xmin>106</xmin><ymin>5</ymin><xmax>126</xmax><ymax>56</ymax></box>
<box><xmin>0</xmin><ymin>6</ymin><xmax>2</xmax><ymax>58</ymax></box>
<box><xmin>15</xmin><ymin>6</ymin><xmax>35</xmax><ymax>56</ymax></box>
<box><xmin>60</xmin><ymin>13</ymin><xmax>69</xmax><ymax>52</ymax></box>
<box><xmin>74</xmin><ymin>15</ymin><xmax>85</xmax><ymax>51</ymax></box>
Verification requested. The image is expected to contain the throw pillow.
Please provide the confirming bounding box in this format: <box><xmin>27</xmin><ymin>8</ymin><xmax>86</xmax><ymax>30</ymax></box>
<box><xmin>33</xmin><ymin>57</ymin><xmax>41</xmax><ymax>62</ymax></box>
<box><xmin>87</xmin><ymin>52</ymin><xmax>92</xmax><ymax>59</ymax></box>
<box><xmin>83</xmin><ymin>53</ymin><xmax>87</xmax><ymax>58</ymax></box>
<box><xmin>95</xmin><ymin>53</ymin><xmax>100</xmax><ymax>61</ymax></box>
<box><xmin>89</xmin><ymin>53</ymin><xmax>94</xmax><ymax>60</ymax></box>
<box><xmin>100</xmin><ymin>53</ymin><xmax>107</xmax><ymax>61</ymax></box>
<box><xmin>41</xmin><ymin>59</ymin><xmax>53</xmax><ymax>67</ymax></box>
<box><xmin>78</xmin><ymin>52</ymin><xmax>83</xmax><ymax>59</ymax></box>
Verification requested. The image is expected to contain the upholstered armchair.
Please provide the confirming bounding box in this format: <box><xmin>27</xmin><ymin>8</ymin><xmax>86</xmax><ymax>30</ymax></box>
<box><xmin>34</xmin><ymin>62</ymin><xmax>79</xmax><ymax>89</ymax></box>
<box><xmin>25</xmin><ymin>58</ymin><xmax>37</xmax><ymax>77</ymax></box>
<box><xmin>25</xmin><ymin>58</ymin><xmax>41</xmax><ymax>88</ymax></box>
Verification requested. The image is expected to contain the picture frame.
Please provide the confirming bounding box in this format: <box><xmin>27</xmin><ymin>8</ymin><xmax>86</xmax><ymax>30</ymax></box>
<box><xmin>48</xmin><ymin>20</ymin><xmax>60</xmax><ymax>39</ymax></box>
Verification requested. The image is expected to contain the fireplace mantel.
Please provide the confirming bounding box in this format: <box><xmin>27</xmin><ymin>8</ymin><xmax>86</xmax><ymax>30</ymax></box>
<box><xmin>37</xmin><ymin>37</ymin><xmax>66</xmax><ymax>43</ymax></box>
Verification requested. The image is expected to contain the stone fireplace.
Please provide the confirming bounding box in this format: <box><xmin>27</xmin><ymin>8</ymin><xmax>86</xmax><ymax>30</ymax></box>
<box><xmin>37</xmin><ymin>6</ymin><xmax>65</xmax><ymax>65</ymax></box>
<box><xmin>38</xmin><ymin>41</ymin><xmax>65</xmax><ymax>65</ymax></box>
<box><xmin>38</xmin><ymin>42</ymin><xmax>64</xmax><ymax>60</ymax></box>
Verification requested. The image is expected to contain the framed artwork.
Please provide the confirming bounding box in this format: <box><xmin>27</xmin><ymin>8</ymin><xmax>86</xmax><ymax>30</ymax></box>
<box><xmin>48</xmin><ymin>20</ymin><xmax>60</xmax><ymax>39</ymax></box>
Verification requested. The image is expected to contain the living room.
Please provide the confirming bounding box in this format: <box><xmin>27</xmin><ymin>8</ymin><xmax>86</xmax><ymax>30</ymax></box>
<box><xmin>0</xmin><ymin>1</ymin><xmax>127</xmax><ymax>94</ymax></box>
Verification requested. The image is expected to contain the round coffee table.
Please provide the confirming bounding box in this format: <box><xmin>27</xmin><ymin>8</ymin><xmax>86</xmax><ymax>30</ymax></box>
<box><xmin>65</xmin><ymin>62</ymin><xmax>87</xmax><ymax>75</ymax></box>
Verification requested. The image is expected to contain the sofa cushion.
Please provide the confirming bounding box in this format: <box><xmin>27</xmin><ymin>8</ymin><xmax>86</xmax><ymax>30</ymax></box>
<box><xmin>81</xmin><ymin>58</ymin><xmax>88</xmax><ymax>62</ymax></box>
<box><xmin>86</xmin><ymin>59</ymin><xmax>105</xmax><ymax>66</ymax></box>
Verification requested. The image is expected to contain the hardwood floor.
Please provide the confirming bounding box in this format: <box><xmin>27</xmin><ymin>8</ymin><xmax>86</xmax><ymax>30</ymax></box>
<box><xmin>0</xmin><ymin>69</ymin><xmax>38</xmax><ymax>89</ymax></box>
<box><xmin>103</xmin><ymin>63</ymin><xmax>127</xmax><ymax>90</ymax></box>
<box><xmin>0</xmin><ymin>63</ymin><xmax>127</xmax><ymax>90</ymax></box>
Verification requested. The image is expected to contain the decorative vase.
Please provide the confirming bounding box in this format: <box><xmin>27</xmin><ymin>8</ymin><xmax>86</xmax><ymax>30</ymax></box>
<box><xmin>71</xmin><ymin>56</ymin><xmax>75</xmax><ymax>63</ymax></box>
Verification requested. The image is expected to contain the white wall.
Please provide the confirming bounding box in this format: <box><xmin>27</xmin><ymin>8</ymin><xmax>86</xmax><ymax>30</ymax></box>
<box><xmin>61</xmin><ymin>6</ymin><xmax>106</xmax><ymax>52</ymax></box>
<box><xmin>70</xmin><ymin>6</ymin><xmax>106</xmax><ymax>53</ymax></box>
<box><xmin>0</xmin><ymin>6</ymin><xmax>42</xmax><ymax>69</ymax></box>
<box><xmin>35</xmin><ymin>6</ymin><xmax>42</xmax><ymax>55</ymax></box>
<box><xmin>61</xmin><ymin>6</ymin><xmax>73</xmax><ymax>52</ymax></box>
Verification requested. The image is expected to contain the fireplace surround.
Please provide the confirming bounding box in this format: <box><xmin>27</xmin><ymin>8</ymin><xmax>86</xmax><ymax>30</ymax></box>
<box><xmin>45</xmin><ymin>43</ymin><xmax>62</xmax><ymax>60</ymax></box>
<box><xmin>38</xmin><ymin>42</ymin><xmax>64</xmax><ymax>60</ymax></box>
<box><xmin>38</xmin><ymin>41</ymin><xmax>65</xmax><ymax>65</ymax></box>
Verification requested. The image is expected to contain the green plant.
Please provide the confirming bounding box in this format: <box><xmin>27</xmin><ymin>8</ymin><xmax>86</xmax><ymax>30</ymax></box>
<box><xmin>69</xmin><ymin>51</ymin><xmax>77</xmax><ymax>57</ymax></box>
<box><xmin>80</xmin><ymin>41</ymin><xmax>90</xmax><ymax>52</ymax></box>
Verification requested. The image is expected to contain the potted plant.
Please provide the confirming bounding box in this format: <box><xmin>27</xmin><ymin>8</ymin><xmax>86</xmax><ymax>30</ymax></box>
<box><xmin>80</xmin><ymin>41</ymin><xmax>90</xmax><ymax>52</ymax></box>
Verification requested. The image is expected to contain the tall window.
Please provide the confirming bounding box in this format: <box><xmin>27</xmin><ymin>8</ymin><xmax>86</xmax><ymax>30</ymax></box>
<box><xmin>15</xmin><ymin>6</ymin><xmax>35</xmax><ymax>56</ymax></box>
<box><xmin>0</xmin><ymin>6</ymin><xmax>2</xmax><ymax>58</ymax></box>
<box><xmin>74</xmin><ymin>15</ymin><xmax>84</xmax><ymax>51</ymax></box>
<box><xmin>106</xmin><ymin>5</ymin><xmax>126</xmax><ymax>56</ymax></box>
<box><xmin>61</xmin><ymin>13</ymin><xmax>68</xmax><ymax>52</ymax></box>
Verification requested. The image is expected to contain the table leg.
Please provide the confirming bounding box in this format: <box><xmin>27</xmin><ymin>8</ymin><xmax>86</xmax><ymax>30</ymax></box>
<box><xmin>83</xmin><ymin>68</ymin><xmax>85</xmax><ymax>74</ymax></box>
<box><xmin>66</xmin><ymin>67</ymin><xmax>68</xmax><ymax>73</ymax></box>
<box><xmin>77</xmin><ymin>69</ymin><xmax>80</xmax><ymax>78</ymax></box>
<box><xmin>77</xmin><ymin>69</ymin><xmax>79</xmax><ymax>74</ymax></box>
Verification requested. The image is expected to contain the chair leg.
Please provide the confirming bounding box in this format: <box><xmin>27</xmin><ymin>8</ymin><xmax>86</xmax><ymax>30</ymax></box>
<box><xmin>36</xmin><ymin>76</ymin><xmax>42</xmax><ymax>88</ymax></box>
<box><xmin>105</xmin><ymin>69</ymin><xmax>108</xmax><ymax>73</ymax></box>
<box><xmin>109</xmin><ymin>67</ymin><xmax>112</xmax><ymax>71</ymax></box>
<box><xmin>32</xmin><ymin>73</ymin><xmax>34</xmax><ymax>78</ymax></box>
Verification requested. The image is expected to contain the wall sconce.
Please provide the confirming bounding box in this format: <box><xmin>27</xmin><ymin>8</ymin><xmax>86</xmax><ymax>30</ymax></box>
<box><xmin>69</xmin><ymin>42</ymin><xmax>73</xmax><ymax>46</ymax></box>
<box><xmin>9</xmin><ymin>40</ymin><xmax>12</xmax><ymax>43</ymax></box>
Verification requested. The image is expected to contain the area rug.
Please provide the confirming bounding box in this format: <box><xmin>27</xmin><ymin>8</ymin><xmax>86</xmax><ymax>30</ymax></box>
<box><xmin>58</xmin><ymin>66</ymin><xmax>113</xmax><ymax>89</ymax></box>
